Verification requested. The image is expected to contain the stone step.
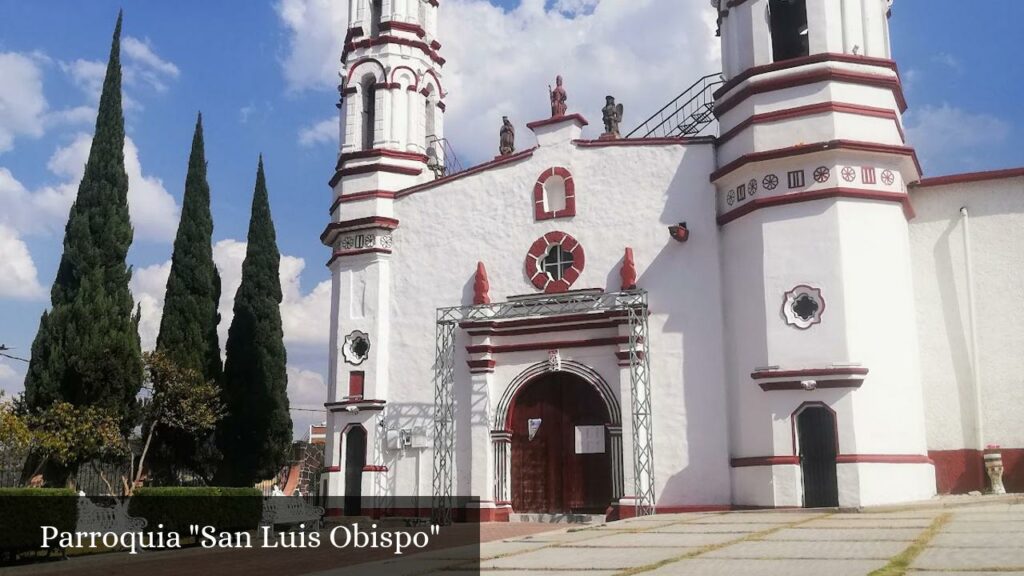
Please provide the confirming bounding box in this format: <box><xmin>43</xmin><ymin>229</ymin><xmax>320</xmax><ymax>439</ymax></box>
<box><xmin>509</xmin><ymin>513</ymin><xmax>606</xmax><ymax>524</ymax></box>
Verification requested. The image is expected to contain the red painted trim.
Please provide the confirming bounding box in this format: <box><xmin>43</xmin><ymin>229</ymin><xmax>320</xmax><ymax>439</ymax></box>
<box><xmin>711</xmin><ymin>140</ymin><xmax>921</xmax><ymax>183</ymax></box>
<box><xmin>395</xmin><ymin>148</ymin><xmax>536</xmax><ymax>198</ymax></box>
<box><xmin>380</xmin><ymin>21</ymin><xmax>425</xmax><ymax>37</ymax></box>
<box><xmin>466</xmin><ymin>336</ymin><xmax>629</xmax><ymax>356</ymax></box>
<box><xmin>718</xmin><ymin>102</ymin><xmax>906</xmax><ymax>146</ymax></box>
<box><xmin>344</xmin><ymin>36</ymin><xmax>445</xmax><ymax>67</ymax></box>
<box><xmin>715</xmin><ymin>53</ymin><xmax>900</xmax><ymax>100</ymax></box>
<box><xmin>524</xmin><ymin>231</ymin><xmax>585</xmax><ymax>293</ymax></box>
<box><xmin>534</xmin><ymin>166</ymin><xmax>576</xmax><ymax>221</ymax></box>
<box><xmin>573</xmin><ymin>136</ymin><xmax>715</xmax><ymax>148</ymax></box>
<box><xmin>326</xmin><ymin>248</ymin><xmax>392</xmax><ymax>266</ymax></box>
<box><xmin>362</xmin><ymin>465</ymin><xmax>388</xmax><ymax>472</ymax></box>
<box><xmin>717</xmin><ymin>186</ymin><xmax>915</xmax><ymax>225</ymax></box>
<box><xmin>326</xmin><ymin>465</ymin><xmax>342</xmax><ymax>473</ymax></box>
<box><xmin>731</xmin><ymin>456</ymin><xmax>801</xmax><ymax>467</ymax></box>
<box><xmin>467</xmin><ymin>359</ymin><xmax>496</xmax><ymax>370</ymax></box>
<box><xmin>913</xmin><ymin>167</ymin><xmax>1024</xmax><ymax>188</ymax></box>
<box><xmin>325</xmin><ymin>398</ymin><xmax>387</xmax><ymax>408</ymax></box>
<box><xmin>526</xmin><ymin>113</ymin><xmax>589</xmax><ymax>131</ymax></box>
<box><xmin>345</xmin><ymin>57</ymin><xmax>386</xmax><ymax>82</ymax></box>
<box><xmin>836</xmin><ymin>454</ymin><xmax>933</xmax><ymax>465</ymax></box>
<box><xmin>716</xmin><ymin>69</ymin><xmax>907</xmax><ymax>117</ymax></box>
<box><xmin>421</xmin><ymin>69</ymin><xmax>445</xmax><ymax>97</ymax></box>
<box><xmin>337</xmin><ymin>149</ymin><xmax>429</xmax><ymax>167</ymax></box>
<box><xmin>389</xmin><ymin>65</ymin><xmax>418</xmax><ymax>87</ymax></box>
<box><xmin>468</xmin><ymin>321</ymin><xmax>623</xmax><ymax>338</ymax></box>
<box><xmin>759</xmin><ymin>380</ymin><xmax>864</xmax><ymax>391</ymax></box>
<box><xmin>330</xmin><ymin>163</ymin><xmax>423</xmax><ymax>187</ymax></box>
<box><xmin>752</xmin><ymin>367</ymin><xmax>869</xmax><ymax>380</ymax></box>
<box><xmin>329</xmin><ymin>191</ymin><xmax>397</xmax><ymax>213</ymax></box>
<box><xmin>344</xmin><ymin>27</ymin><xmax>364</xmax><ymax>43</ymax></box>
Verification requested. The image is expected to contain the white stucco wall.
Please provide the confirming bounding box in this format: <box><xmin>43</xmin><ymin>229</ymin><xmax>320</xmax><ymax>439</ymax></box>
<box><xmin>339</xmin><ymin>133</ymin><xmax>733</xmax><ymax>508</ymax></box>
<box><xmin>909</xmin><ymin>175</ymin><xmax>1024</xmax><ymax>452</ymax></box>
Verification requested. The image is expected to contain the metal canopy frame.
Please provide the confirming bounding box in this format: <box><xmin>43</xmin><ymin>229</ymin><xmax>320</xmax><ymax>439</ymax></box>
<box><xmin>430</xmin><ymin>289</ymin><xmax>656</xmax><ymax>524</ymax></box>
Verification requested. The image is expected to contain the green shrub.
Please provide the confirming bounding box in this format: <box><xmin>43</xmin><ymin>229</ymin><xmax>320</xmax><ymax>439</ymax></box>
<box><xmin>0</xmin><ymin>488</ymin><xmax>77</xmax><ymax>553</ymax></box>
<box><xmin>128</xmin><ymin>487</ymin><xmax>262</xmax><ymax>533</ymax></box>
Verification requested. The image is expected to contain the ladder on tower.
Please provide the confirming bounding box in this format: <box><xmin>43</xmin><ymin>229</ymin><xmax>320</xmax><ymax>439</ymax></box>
<box><xmin>625</xmin><ymin>73</ymin><xmax>724</xmax><ymax>139</ymax></box>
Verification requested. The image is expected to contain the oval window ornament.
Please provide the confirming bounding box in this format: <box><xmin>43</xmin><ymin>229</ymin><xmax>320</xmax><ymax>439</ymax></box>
<box><xmin>343</xmin><ymin>330</ymin><xmax>371</xmax><ymax>365</ymax></box>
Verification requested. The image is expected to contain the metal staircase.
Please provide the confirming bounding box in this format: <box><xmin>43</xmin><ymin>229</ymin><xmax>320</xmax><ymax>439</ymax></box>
<box><xmin>625</xmin><ymin>73</ymin><xmax>724</xmax><ymax>139</ymax></box>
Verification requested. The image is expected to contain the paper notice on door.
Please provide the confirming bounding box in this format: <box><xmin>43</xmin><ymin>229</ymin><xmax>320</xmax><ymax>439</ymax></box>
<box><xmin>528</xmin><ymin>418</ymin><xmax>542</xmax><ymax>441</ymax></box>
<box><xmin>575</xmin><ymin>426</ymin><xmax>606</xmax><ymax>454</ymax></box>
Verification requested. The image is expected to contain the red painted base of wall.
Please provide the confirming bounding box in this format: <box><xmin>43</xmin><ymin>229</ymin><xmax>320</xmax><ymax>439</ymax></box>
<box><xmin>929</xmin><ymin>448</ymin><xmax>1024</xmax><ymax>494</ymax></box>
<box><xmin>606</xmin><ymin>503</ymin><xmax>732</xmax><ymax>522</ymax></box>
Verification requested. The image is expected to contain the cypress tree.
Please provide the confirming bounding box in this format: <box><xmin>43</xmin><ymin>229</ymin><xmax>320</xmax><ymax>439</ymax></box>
<box><xmin>216</xmin><ymin>157</ymin><xmax>292</xmax><ymax>486</ymax></box>
<box><xmin>24</xmin><ymin>12</ymin><xmax>142</xmax><ymax>434</ymax></box>
<box><xmin>151</xmin><ymin>113</ymin><xmax>223</xmax><ymax>479</ymax></box>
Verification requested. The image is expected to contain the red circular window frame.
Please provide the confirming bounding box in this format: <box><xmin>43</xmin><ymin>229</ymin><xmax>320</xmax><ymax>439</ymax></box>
<box><xmin>524</xmin><ymin>231</ymin><xmax>586</xmax><ymax>293</ymax></box>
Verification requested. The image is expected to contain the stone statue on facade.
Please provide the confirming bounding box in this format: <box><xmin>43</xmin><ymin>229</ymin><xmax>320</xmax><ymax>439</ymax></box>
<box><xmin>602</xmin><ymin>96</ymin><xmax>624</xmax><ymax>139</ymax></box>
<box><xmin>549</xmin><ymin>75</ymin><xmax>568</xmax><ymax>118</ymax></box>
<box><xmin>499</xmin><ymin>116</ymin><xmax>515</xmax><ymax>156</ymax></box>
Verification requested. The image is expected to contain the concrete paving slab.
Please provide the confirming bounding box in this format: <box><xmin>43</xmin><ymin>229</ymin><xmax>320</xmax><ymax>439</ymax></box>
<box><xmin>308</xmin><ymin>558</ymin><xmax>461</xmax><ymax>576</ymax></box>
<box><xmin>480</xmin><ymin>545</ymin><xmax>692</xmax><ymax>570</ymax></box>
<box><xmin>647</xmin><ymin>522</ymin><xmax>784</xmax><ymax>533</ymax></box>
<box><xmin>688</xmin><ymin>512</ymin><xmax>823</xmax><ymax>524</ymax></box>
<box><xmin>932</xmin><ymin>531</ymin><xmax>1024</xmax><ymax>548</ymax></box>
<box><xmin>908</xmin><ymin>572</ymin><xmax>1024</xmax><ymax>576</ymax></box>
<box><xmin>589</xmin><ymin>520</ymin><xmax>682</xmax><ymax>530</ymax></box>
<box><xmin>763</xmin><ymin>527</ymin><xmax>921</xmax><ymax>541</ymax></box>
<box><xmin>641</xmin><ymin>558</ymin><xmax>888</xmax><ymax>576</ymax></box>
<box><xmin>505</xmin><ymin>528</ymin><xmax>615</xmax><ymax>543</ymax></box>
<box><xmin>944</xmin><ymin>520</ymin><xmax>1024</xmax><ymax>533</ymax></box>
<box><xmin>427</xmin><ymin>571</ymin><xmax>620</xmax><ymax>576</ymax></box>
<box><xmin>799</xmin><ymin>517</ymin><xmax>933</xmax><ymax>529</ymax></box>
<box><xmin>564</xmin><ymin>531</ymin><xmax>743</xmax><ymax>547</ymax></box>
<box><xmin>702</xmin><ymin>539</ymin><xmax>907</xmax><ymax>560</ymax></box>
<box><xmin>953</xmin><ymin>512</ymin><xmax>1024</xmax><ymax>522</ymax></box>
<box><xmin>912</xmin><ymin>547</ymin><xmax>1024</xmax><ymax>571</ymax></box>
<box><xmin>413</xmin><ymin>540</ymin><xmax>548</xmax><ymax>560</ymax></box>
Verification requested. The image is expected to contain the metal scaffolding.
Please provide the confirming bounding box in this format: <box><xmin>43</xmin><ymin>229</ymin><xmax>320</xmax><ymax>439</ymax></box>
<box><xmin>430</xmin><ymin>289</ymin><xmax>656</xmax><ymax>524</ymax></box>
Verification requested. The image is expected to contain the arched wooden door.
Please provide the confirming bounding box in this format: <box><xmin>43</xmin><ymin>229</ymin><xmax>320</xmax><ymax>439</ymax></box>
<box><xmin>510</xmin><ymin>372</ymin><xmax>613</xmax><ymax>514</ymax></box>
<box><xmin>797</xmin><ymin>406</ymin><xmax>839</xmax><ymax>508</ymax></box>
<box><xmin>344</xmin><ymin>426</ymin><xmax>367</xmax><ymax>516</ymax></box>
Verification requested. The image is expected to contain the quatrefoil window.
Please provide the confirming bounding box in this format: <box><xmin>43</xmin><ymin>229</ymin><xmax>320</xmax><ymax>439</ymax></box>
<box><xmin>782</xmin><ymin>286</ymin><xmax>825</xmax><ymax>329</ymax></box>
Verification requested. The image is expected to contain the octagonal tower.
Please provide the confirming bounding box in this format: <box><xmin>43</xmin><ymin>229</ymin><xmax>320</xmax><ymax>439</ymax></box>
<box><xmin>713</xmin><ymin>0</ymin><xmax>935</xmax><ymax>507</ymax></box>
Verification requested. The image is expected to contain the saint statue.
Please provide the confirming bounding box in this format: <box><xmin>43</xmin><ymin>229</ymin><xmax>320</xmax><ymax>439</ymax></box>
<box><xmin>602</xmin><ymin>96</ymin><xmax>624</xmax><ymax>138</ymax></box>
<box><xmin>549</xmin><ymin>75</ymin><xmax>568</xmax><ymax>118</ymax></box>
<box><xmin>499</xmin><ymin>116</ymin><xmax>515</xmax><ymax>156</ymax></box>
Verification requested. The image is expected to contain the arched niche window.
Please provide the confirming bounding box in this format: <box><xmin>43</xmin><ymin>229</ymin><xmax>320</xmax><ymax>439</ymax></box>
<box><xmin>360</xmin><ymin>74</ymin><xmax>376</xmax><ymax>151</ymax></box>
<box><xmin>768</xmin><ymin>0</ymin><xmax>809</xmax><ymax>62</ymax></box>
<box><xmin>533</xmin><ymin>167</ymin><xmax>576</xmax><ymax>220</ymax></box>
<box><xmin>424</xmin><ymin>92</ymin><xmax>437</xmax><ymax>151</ymax></box>
<box><xmin>370</xmin><ymin>0</ymin><xmax>383</xmax><ymax>38</ymax></box>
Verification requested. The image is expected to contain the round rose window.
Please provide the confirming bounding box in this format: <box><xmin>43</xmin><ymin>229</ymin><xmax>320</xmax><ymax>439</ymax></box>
<box><xmin>525</xmin><ymin>231</ymin><xmax>585</xmax><ymax>293</ymax></box>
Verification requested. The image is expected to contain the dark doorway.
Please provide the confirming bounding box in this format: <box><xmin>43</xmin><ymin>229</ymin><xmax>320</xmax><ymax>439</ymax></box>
<box><xmin>797</xmin><ymin>405</ymin><xmax>839</xmax><ymax>508</ymax></box>
<box><xmin>769</xmin><ymin>0</ymin><xmax>809</xmax><ymax>62</ymax></box>
<box><xmin>510</xmin><ymin>372</ymin><xmax>613</xmax><ymax>514</ymax></box>
<box><xmin>361</xmin><ymin>76</ymin><xmax>376</xmax><ymax>151</ymax></box>
<box><xmin>370</xmin><ymin>0</ymin><xmax>383</xmax><ymax>37</ymax></box>
<box><xmin>344</xmin><ymin>426</ymin><xmax>367</xmax><ymax>516</ymax></box>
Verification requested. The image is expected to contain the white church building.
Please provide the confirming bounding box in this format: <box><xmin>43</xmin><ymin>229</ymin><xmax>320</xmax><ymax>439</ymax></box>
<box><xmin>321</xmin><ymin>0</ymin><xmax>1023</xmax><ymax>521</ymax></box>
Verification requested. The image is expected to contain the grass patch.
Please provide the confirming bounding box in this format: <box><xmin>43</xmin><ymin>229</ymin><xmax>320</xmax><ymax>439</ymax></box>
<box><xmin>867</xmin><ymin>512</ymin><xmax>952</xmax><ymax>576</ymax></box>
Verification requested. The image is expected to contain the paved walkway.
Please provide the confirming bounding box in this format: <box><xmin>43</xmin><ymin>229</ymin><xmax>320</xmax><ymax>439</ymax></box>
<box><xmin>328</xmin><ymin>498</ymin><xmax>1024</xmax><ymax>575</ymax></box>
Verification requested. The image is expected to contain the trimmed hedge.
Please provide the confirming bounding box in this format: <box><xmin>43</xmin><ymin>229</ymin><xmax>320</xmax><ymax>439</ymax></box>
<box><xmin>128</xmin><ymin>487</ymin><xmax>262</xmax><ymax>533</ymax></box>
<box><xmin>0</xmin><ymin>488</ymin><xmax>78</xmax><ymax>553</ymax></box>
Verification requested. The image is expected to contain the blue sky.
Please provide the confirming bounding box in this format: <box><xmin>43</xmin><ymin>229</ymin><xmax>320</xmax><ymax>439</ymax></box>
<box><xmin>1</xmin><ymin>0</ymin><xmax>1022</xmax><ymax>436</ymax></box>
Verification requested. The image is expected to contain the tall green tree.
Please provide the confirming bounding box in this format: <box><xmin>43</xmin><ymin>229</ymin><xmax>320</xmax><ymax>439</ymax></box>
<box><xmin>216</xmin><ymin>157</ymin><xmax>292</xmax><ymax>486</ymax></box>
<box><xmin>151</xmin><ymin>113</ymin><xmax>223</xmax><ymax>480</ymax></box>
<box><xmin>23</xmin><ymin>12</ymin><xmax>142</xmax><ymax>436</ymax></box>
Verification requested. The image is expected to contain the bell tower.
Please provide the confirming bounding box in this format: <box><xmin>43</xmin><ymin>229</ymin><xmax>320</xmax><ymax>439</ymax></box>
<box><xmin>323</xmin><ymin>0</ymin><xmax>446</xmax><ymax>503</ymax></box>
<box><xmin>714</xmin><ymin>0</ymin><xmax>935</xmax><ymax>508</ymax></box>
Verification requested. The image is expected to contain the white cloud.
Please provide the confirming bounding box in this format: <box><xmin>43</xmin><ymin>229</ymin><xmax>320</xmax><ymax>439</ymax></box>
<box><xmin>213</xmin><ymin>239</ymin><xmax>331</xmax><ymax>349</ymax></box>
<box><xmin>122</xmin><ymin>37</ymin><xmax>180</xmax><ymax>83</ymax></box>
<box><xmin>287</xmin><ymin>366</ymin><xmax>328</xmax><ymax>436</ymax></box>
<box><xmin>906</xmin><ymin>104</ymin><xmax>1012</xmax><ymax>174</ymax></box>
<box><xmin>0</xmin><ymin>52</ymin><xmax>48</xmax><ymax>152</ymax></box>
<box><xmin>130</xmin><ymin>260</ymin><xmax>172</xmax><ymax>351</ymax></box>
<box><xmin>276</xmin><ymin>0</ymin><xmax>349</xmax><ymax>93</ymax></box>
<box><xmin>0</xmin><ymin>133</ymin><xmax>180</xmax><ymax>242</ymax></box>
<box><xmin>0</xmin><ymin>362</ymin><xmax>17</xmax><ymax>383</ymax></box>
<box><xmin>276</xmin><ymin>0</ymin><xmax>719</xmax><ymax>164</ymax></box>
<box><xmin>0</xmin><ymin>224</ymin><xmax>45</xmax><ymax>300</ymax></box>
<box><xmin>298</xmin><ymin>117</ymin><xmax>337</xmax><ymax>147</ymax></box>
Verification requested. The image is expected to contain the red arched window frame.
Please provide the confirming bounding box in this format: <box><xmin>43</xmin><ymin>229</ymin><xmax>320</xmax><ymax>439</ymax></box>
<box><xmin>524</xmin><ymin>231</ymin><xmax>585</xmax><ymax>293</ymax></box>
<box><xmin>533</xmin><ymin>167</ymin><xmax>576</xmax><ymax>221</ymax></box>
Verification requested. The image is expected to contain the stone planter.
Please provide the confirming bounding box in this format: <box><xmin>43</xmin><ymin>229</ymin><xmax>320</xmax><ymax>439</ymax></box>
<box><xmin>984</xmin><ymin>451</ymin><xmax>1007</xmax><ymax>495</ymax></box>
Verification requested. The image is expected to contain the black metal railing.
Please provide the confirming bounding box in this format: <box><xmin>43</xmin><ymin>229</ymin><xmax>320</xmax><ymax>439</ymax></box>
<box><xmin>625</xmin><ymin>73</ymin><xmax>724</xmax><ymax>139</ymax></box>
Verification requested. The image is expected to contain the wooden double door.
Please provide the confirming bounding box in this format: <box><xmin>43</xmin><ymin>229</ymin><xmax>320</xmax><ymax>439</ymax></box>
<box><xmin>510</xmin><ymin>373</ymin><xmax>613</xmax><ymax>514</ymax></box>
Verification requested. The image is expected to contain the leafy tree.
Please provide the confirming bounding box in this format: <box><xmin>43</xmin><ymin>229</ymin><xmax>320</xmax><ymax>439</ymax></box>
<box><xmin>27</xmin><ymin>402</ymin><xmax>129</xmax><ymax>493</ymax></box>
<box><xmin>132</xmin><ymin>352</ymin><xmax>225</xmax><ymax>492</ymax></box>
<box><xmin>23</xmin><ymin>12</ymin><xmax>142</xmax><ymax>441</ymax></box>
<box><xmin>216</xmin><ymin>157</ymin><xmax>292</xmax><ymax>486</ymax></box>
<box><xmin>151</xmin><ymin>113</ymin><xmax>223</xmax><ymax>479</ymax></box>
<box><xmin>0</xmin><ymin>392</ymin><xmax>30</xmax><ymax>453</ymax></box>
